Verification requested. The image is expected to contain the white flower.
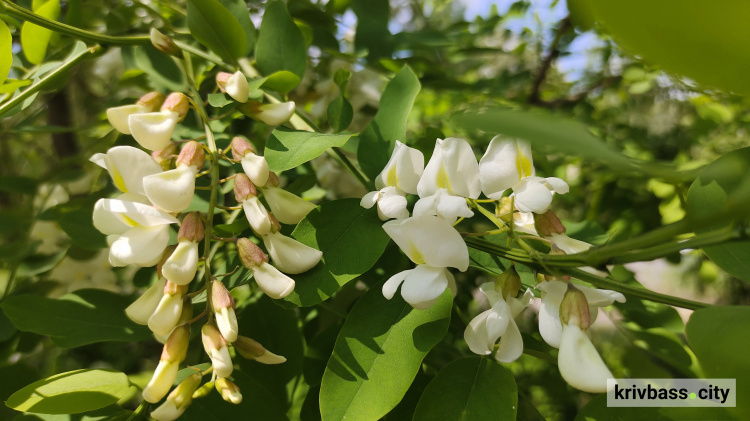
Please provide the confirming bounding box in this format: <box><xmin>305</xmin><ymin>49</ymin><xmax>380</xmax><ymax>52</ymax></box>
<box><xmin>107</xmin><ymin>104</ymin><xmax>149</xmax><ymax>135</ymax></box>
<box><xmin>143</xmin><ymin>164</ymin><xmax>198</xmax><ymax>213</ymax></box>
<box><xmin>90</xmin><ymin>146</ymin><xmax>162</xmax><ymax>197</ymax></box>
<box><xmin>464</xmin><ymin>285</ymin><xmax>534</xmax><ymax>363</ymax></box>
<box><xmin>225</xmin><ymin>71</ymin><xmax>249</xmax><ymax>103</ymax></box>
<box><xmin>150</xmin><ymin>373</ymin><xmax>201</xmax><ymax>421</ymax></box>
<box><xmin>249</xmin><ymin>262</ymin><xmax>296</xmax><ymax>299</ymax></box>
<box><xmin>128</xmin><ymin>110</ymin><xmax>179</xmax><ymax>151</ymax></box>
<box><xmin>253</xmin><ymin>102</ymin><xmax>295</xmax><ymax>126</ymax></box>
<box><xmin>413</xmin><ymin>188</ymin><xmax>474</xmax><ymax>222</ymax></box>
<box><xmin>142</xmin><ymin>360</ymin><xmax>179</xmax><ymax>403</ymax></box>
<box><xmin>126</xmin><ymin>277</ymin><xmax>167</xmax><ymax>325</ymax></box>
<box><xmin>537</xmin><ymin>281</ymin><xmax>625</xmax><ymax>348</ymax></box>
<box><xmin>93</xmin><ymin>196</ymin><xmax>179</xmax><ymax>267</ymax></box>
<box><xmin>261</xmin><ymin>186</ymin><xmax>316</xmax><ymax>225</ymax></box>
<box><xmin>216</xmin><ymin>307</ymin><xmax>238</xmax><ymax>343</ymax></box>
<box><xmin>148</xmin><ymin>290</ymin><xmax>184</xmax><ymax>337</ymax></box>
<box><xmin>161</xmin><ymin>240</ymin><xmax>199</xmax><ymax>285</ymax></box>
<box><xmin>242</xmin><ymin>196</ymin><xmax>272</xmax><ymax>235</ymax></box>
<box><xmin>262</xmin><ymin>231</ymin><xmax>322</xmax><ymax>274</ymax></box>
<box><xmin>216</xmin><ymin>378</ymin><xmax>243</xmax><ymax>404</ymax></box>
<box><xmin>558</xmin><ymin>323</ymin><xmax>615</xmax><ymax>393</ymax></box>
<box><xmin>361</xmin><ymin>186</ymin><xmax>409</xmax><ymax>221</ymax></box>
<box><xmin>382</xmin><ymin>215</ymin><xmax>469</xmax><ymax>309</ymax></box>
<box><xmin>375</xmin><ymin>140</ymin><xmax>424</xmax><ymax>193</ymax></box>
<box><xmin>417</xmin><ymin>137</ymin><xmax>481</xmax><ymax>200</ymax></box>
<box><xmin>202</xmin><ymin>325</ymin><xmax>233</xmax><ymax>378</ymax></box>
<box><xmin>240</xmin><ymin>153</ymin><xmax>269</xmax><ymax>187</ymax></box>
<box><xmin>479</xmin><ymin>137</ymin><xmax>568</xmax><ymax>214</ymax></box>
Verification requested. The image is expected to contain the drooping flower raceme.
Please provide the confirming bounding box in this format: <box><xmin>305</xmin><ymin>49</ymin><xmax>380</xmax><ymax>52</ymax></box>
<box><xmin>382</xmin><ymin>214</ymin><xmax>469</xmax><ymax>309</ymax></box>
<box><xmin>361</xmin><ymin>140</ymin><xmax>424</xmax><ymax>220</ymax></box>
<box><xmin>143</xmin><ymin>141</ymin><xmax>205</xmax><ymax>213</ymax></box>
<box><xmin>479</xmin><ymin>137</ymin><xmax>569</xmax><ymax>214</ymax></box>
<box><xmin>415</xmin><ymin>137</ymin><xmax>481</xmax><ymax>222</ymax></box>
<box><xmin>464</xmin><ymin>281</ymin><xmax>535</xmax><ymax>363</ymax></box>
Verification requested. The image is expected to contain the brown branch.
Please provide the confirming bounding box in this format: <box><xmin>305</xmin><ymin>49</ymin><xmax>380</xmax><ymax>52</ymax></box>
<box><xmin>528</xmin><ymin>16</ymin><xmax>572</xmax><ymax>105</ymax></box>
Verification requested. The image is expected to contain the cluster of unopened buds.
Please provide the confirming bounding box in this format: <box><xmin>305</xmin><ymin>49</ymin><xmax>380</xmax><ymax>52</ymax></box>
<box><xmin>361</xmin><ymin>136</ymin><xmax>625</xmax><ymax>394</ymax></box>
<box><xmin>92</xmin><ymin>86</ymin><xmax>319</xmax><ymax>419</ymax></box>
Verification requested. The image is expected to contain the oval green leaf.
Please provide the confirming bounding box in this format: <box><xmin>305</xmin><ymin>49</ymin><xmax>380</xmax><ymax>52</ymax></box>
<box><xmin>0</xmin><ymin>289</ymin><xmax>152</xmax><ymax>348</ymax></box>
<box><xmin>20</xmin><ymin>0</ymin><xmax>60</xmax><ymax>65</ymax></box>
<box><xmin>584</xmin><ymin>0</ymin><xmax>750</xmax><ymax>95</ymax></box>
<box><xmin>282</xmin><ymin>199</ymin><xmax>391</xmax><ymax>307</ymax></box>
<box><xmin>6</xmin><ymin>369</ymin><xmax>130</xmax><ymax>415</ymax></box>
<box><xmin>0</xmin><ymin>20</ymin><xmax>11</xmax><ymax>86</ymax></box>
<box><xmin>413</xmin><ymin>357</ymin><xmax>518</xmax><ymax>421</ymax></box>
<box><xmin>319</xmin><ymin>284</ymin><xmax>452</xmax><ymax>421</ymax></box>
<box><xmin>186</xmin><ymin>0</ymin><xmax>247</xmax><ymax>63</ymax></box>
<box><xmin>255</xmin><ymin>0</ymin><xmax>306</xmax><ymax>81</ymax></box>
<box><xmin>357</xmin><ymin>66</ymin><xmax>421</xmax><ymax>180</ymax></box>
<box><xmin>265</xmin><ymin>128</ymin><xmax>355</xmax><ymax>173</ymax></box>
<box><xmin>686</xmin><ymin>147</ymin><xmax>750</xmax><ymax>281</ymax></box>
<box><xmin>218</xmin><ymin>0</ymin><xmax>256</xmax><ymax>55</ymax></box>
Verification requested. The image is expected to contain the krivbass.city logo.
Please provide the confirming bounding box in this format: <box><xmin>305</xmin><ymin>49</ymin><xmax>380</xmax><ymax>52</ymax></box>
<box><xmin>607</xmin><ymin>379</ymin><xmax>736</xmax><ymax>407</ymax></box>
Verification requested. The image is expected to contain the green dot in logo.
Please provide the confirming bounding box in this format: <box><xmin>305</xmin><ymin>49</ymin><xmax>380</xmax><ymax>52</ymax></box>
<box><xmin>690</xmin><ymin>393</ymin><xmax>696</xmax><ymax>400</ymax></box>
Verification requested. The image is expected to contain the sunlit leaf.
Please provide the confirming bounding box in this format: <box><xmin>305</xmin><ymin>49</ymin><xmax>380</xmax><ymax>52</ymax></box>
<box><xmin>186</xmin><ymin>0</ymin><xmax>247</xmax><ymax>63</ymax></box>
<box><xmin>0</xmin><ymin>20</ymin><xmax>11</xmax><ymax>86</ymax></box>
<box><xmin>255</xmin><ymin>1</ymin><xmax>306</xmax><ymax>82</ymax></box>
<box><xmin>21</xmin><ymin>0</ymin><xmax>60</xmax><ymax>65</ymax></box>
<box><xmin>265</xmin><ymin>128</ymin><xmax>355</xmax><ymax>173</ymax></box>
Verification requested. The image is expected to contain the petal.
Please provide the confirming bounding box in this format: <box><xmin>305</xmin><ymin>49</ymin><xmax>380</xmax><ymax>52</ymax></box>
<box><xmin>142</xmin><ymin>360</ymin><xmax>179</xmax><ymax>403</ymax></box>
<box><xmin>94</xmin><ymin>198</ymin><xmax>179</xmax><ymax>231</ymax></box>
<box><xmin>495</xmin><ymin>316</ymin><xmax>524</xmax><ymax>363</ymax></box>
<box><xmin>262</xmin><ymin>232</ymin><xmax>322</xmax><ymax>274</ymax></box>
<box><xmin>578</xmin><ymin>284</ymin><xmax>627</xmax><ymax>306</ymax></box>
<box><xmin>110</xmin><ymin>225</ymin><xmax>170</xmax><ymax>267</ymax></box>
<box><xmin>377</xmin><ymin>187</ymin><xmax>409</xmax><ymax>220</ymax></box>
<box><xmin>106</xmin><ymin>104</ymin><xmax>148</xmax><ymax>134</ymax></box>
<box><xmin>216</xmin><ymin>307</ymin><xmax>238</xmax><ymax>343</ymax></box>
<box><xmin>143</xmin><ymin>164</ymin><xmax>197</xmax><ymax>213</ymax></box>
<box><xmin>126</xmin><ymin>277</ymin><xmax>167</xmax><ymax>325</ymax></box>
<box><xmin>544</xmin><ymin>177</ymin><xmax>569</xmax><ymax>194</ymax></box>
<box><xmin>557</xmin><ymin>323</ymin><xmax>614</xmax><ymax>393</ymax></box>
<box><xmin>91</xmin><ymin>146</ymin><xmax>162</xmax><ymax>195</ymax></box>
<box><xmin>434</xmin><ymin>190</ymin><xmax>474</xmax><ymax>221</ymax></box>
<box><xmin>161</xmin><ymin>240</ymin><xmax>199</xmax><ymax>285</ymax></box>
<box><xmin>148</xmin><ymin>293</ymin><xmax>184</xmax><ymax>337</ymax></box>
<box><xmin>513</xmin><ymin>177</ymin><xmax>554</xmax><ymax>214</ymax></box>
<box><xmin>417</xmin><ymin>138</ymin><xmax>481</xmax><ymax>199</ymax></box>
<box><xmin>360</xmin><ymin>190</ymin><xmax>380</xmax><ymax>210</ymax></box>
<box><xmin>254</xmin><ymin>102</ymin><xmax>295</xmax><ymax>126</ymax></box>
<box><xmin>382</xmin><ymin>215</ymin><xmax>469</xmax><ymax>270</ymax></box>
<box><xmin>537</xmin><ymin>281</ymin><xmax>568</xmax><ymax>348</ymax></box>
<box><xmin>261</xmin><ymin>187</ymin><xmax>316</xmax><ymax>225</ymax></box>
<box><xmin>548</xmin><ymin>233</ymin><xmax>591</xmax><ymax>255</ymax></box>
<box><xmin>241</xmin><ymin>153</ymin><xmax>270</xmax><ymax>187</ymax></box>
<box><xmin>375</xmin><ymin>140</ymin><xmax>424</xmax><ymax>193</ymax></box>
<box><xmin>128</xmin><ymin>111</ymin><xmax>179</xmax><ymax>151</ymax></box>
<box><xmin>479</xmin><ymin>137</ymin><xmax>531</xmax><ymax>199</ymax></box>
<box><xmin>226</xmin><ymin>71</ymin><xmax>250</xmax><ymax>103</ymax></box>
<box><xmin>252</xmin><ymin>262</ymin><xmax>295</xmax><ymax>299</ymax></box>
<box><xmin>382</xmin><ymin>269</ymin><xmax>410</xmax><ymax>300</ymax></box>
<box><xmin>242</xmin><ymin>197</ymin><xmax>272</xmax><ymax>235</ymax></box>
<box><xmin>464</xmin><ymin>309</ymin><xmax>495</xmax><ymax>355</ymax></box>
<box><xmin>400</xmin><ymin>265</ymin><xmax>450</xmax><ymax>310</ymax></box>
<box><xmin>93</xmin><ymin>199</ymin><xmax>130</xmax><ymax>235</ymax></box>
<box><xmin>150</xmin><ymin>399</ymin><xmax>185</xmax><ymax>421</ymax></box>
<box><xmin>509</xmin><ymin>288</ymin><xmax>535</xmax><ymax>317</ymax></box>
<box><xmin>210</xmin><ymin>346</ymin><xmax>234</xmax><ymax>378</ymax></box>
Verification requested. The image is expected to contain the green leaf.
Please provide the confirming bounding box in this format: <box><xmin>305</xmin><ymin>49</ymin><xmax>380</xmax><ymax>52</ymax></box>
<box><xmin>208</xmin><ymin>93</ymin><xmax>233</xmax><ymax>108</ymax></box>
<box><xmin>686</xmin><ymin>306</ymin><xmax>750</xmax><ymax>419</ymax></box>
<box><xmin>0</xmin><ymin>289</ymin><xmax>152</xmax><ymax>348</ymax></box>
<box><xmin>282</xmin><ymin>199</ymin><xmax>391</xmax><ymax>307</ymax></box>
<box><xmin>0</xmin><ymin>79</ymin><xmax>33</xmax><ymax>95</ymax></box>
<box><xmin>451</xmin><ymin>107</ymin><xmax>696</xmax><ymax>183</ymax></box>
<box><xmin>5</xmin><ymin>369</ymin><xmax>130</xmax><ymax>414</ymax></box>
<box><xmin>303</xmin><ymin>323</ymin><xmax>342</xmax><ymax>387</ymax></box>
<box><xmin>686</xmin><ymin>147</ymin><xmax>750</xmax><ymax>281</ymax></box>
<box><xmin>263</xmin><ymin>70</ymin><xmax>302</xmax><ymax>94</ymax></box>
<box><xmin>575</xmin><ymin>393</ymin><xmax>735</xmax><ymax>421</ymax></box>
<box><xmin>237</xmin><ymin>296</ymin><xmax>304</xmax><ymax>410</ymax></box>
<box><xmin>327</xmin><ymin>95</ymin><xmax>353</xmax><ymax>133</ymax></box>
<box><xmin>186</xmin><ymin>0</ymin><xmax>247</xmax><ymax>63</ymax></box>
<box><xmin>319</xmin><ymin>284</ymin><xmax>452</xmax><ymax>421</ymax></box>
<box><xmin>182</xmin><ymin>370</ymin><xmax>288</xmax><ymax>421</ymax></box>
<box><xmin>16</xmin><ymin>248</ymin><xmax>67</xmax><ymax>278</ymax></box>
<box><xmin>0</xmin><ymin>20</ymin><xmax>11</xmax><ymax>86</ymax></box>
<box><xmin>217</xmin><ymin>0</ymin><xmax>256</xmax><ymax>55</ymax></box>
<box><xmin>20</xmin><ymin>0</ymin><xmax>61</xmax><ymax>65</ymax></box>
<box><xmin>0</xmin><ymin>176</ymin><xmax>38</xmax><ymax>195</ymax></box>
<box><xmin>265</xmin><ymin>128</ymin><xmax>355</xmax><ymax>173</ymax></box>
<box><xmin>357</xmin><ymin>66</ymin><xmax>421</xmax><ymax>180</ymax></box>
<box><xmin>12</xmin><ymin>405</ymin><xmax>130</xmax><ymax>420</ymax></box>
<box><xmin>351</xmin><ymin>0</ymin><xmax>392</xmax><ymax>60</ymax></box>
<box><xmin>413</xmin><ymin>357</ymin><xmax>517</xmax><ymax>421</ymax></box>
<box><xmin>584</xmin><ymin>0</ymin><xmax>750</xmax><ymax>95</ymax></box>
<box><xmin>255</xmin><ymin>0</ymin><xmax>307</xmax><ymax>81</ymax></box>
<box><xmin>121</xmin><ymin>45</ymin><xmax>188</xmax><ymax>92</ymax></box>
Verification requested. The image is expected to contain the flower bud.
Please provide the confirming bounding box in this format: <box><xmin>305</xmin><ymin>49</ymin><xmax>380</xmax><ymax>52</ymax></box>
<box><xmin>126</xmin><ymin>277</ymin><xmax>167</xmax><ymax>325</ymax></box>
<box><xmin>534</xmin><ymin>210</ymin><xmax>566</xmax><ymax>237</ymax></box>
<box><xmin>215</xmin><ymin>378</ymin><xmax>243</xmax><ymax>404</ymax></box>
<box><xmin>239</xmin><ymin>101</ymin><xmax>295</xmax><ymax>126</ymax></box>
<box><xmin>162</xmin><ymin>242</ymin><xmax>200</xmax><ymax>288</ymax></box>
<box><xmin>233</xmin><ymin>173</ymin><xmax>257</xmax><ymax>202</ymax></box>
<box><xmin>178</xmin><ymin>212</ymin><xmax>205</xmax><ymax>243</ymax></box>
<box><xmin>161</xmin><ymin>324</ymin><xmax>190</xmax><ymax>363</ymax></box>
<box><xmin>201</xmin><ymin>324</ymin><xmax>233</xmax><ymax>378</ymax></box>
<box><xmin>216</xmin><ymin>71</ymin><xmax>249</xmax><ymax>103</ymax></box>
<box><xmin>494</xmin><ymin>266</ymin><xmax>521</xmax><ymax>298</ymax></box>
<box><xmin>192</xmin><ymin>381</ymin><xmax>214</xmax><ymax>399</ymax></box>
<box><xmin>495</xmin><ymin>197</ymin><xmax>514</xmax><ymax>224</ymax></box>
<box><xmin>150</xmin><ymin>373</ymin><xmax>202</xmax><ymax>421</ymax></box>
<box><xmin>148</xmin><ymin>282</ymin><xmax>188</xmax><ymax>336</ymax></box>
<box><xmin>234</xmin><ymin>336</ymin><xmax>287</xmax><ymax>364</ymax></box>
<box><xmin>231</xmin><ymin>138</ymin><xmax>270</xmax><ymax>187</ymax></box>
<box><xmin>265</xmin><ymin>171</ymin><xmax>280</xmax><ymax>188</ymax></box>
<box><xmin>161</xmin><ymin>92</ymin><xmax>190</xmax><ymax>122</ymax></box>
<box><xmin>142</xmin><ymin>360</ymin><xmax>179</xmax><ymax>403</ymax></box>
<box><xmin>230</xmin><ymin>137</ymin><xmax>255</xmax><ymax>160</ymax></box>
<box><xmin>152</xmin><ymin>142</ymin><xmax>177</xmax><ymax>170</ymax></box>
<box><xmin>211</xmin><ymin>280</ymin><xmax>238</xmax><ymax>343</ymax></box>
<box><xmin>150</xmin><ymin>28</ymin><xmax>182</xmax><ymax>58</ymax></box>
<box><xmin>128</xmin><ymin>110</ymin><xmax>179</xmax><ymax>151</ymax></box>
<box><xmin>176</xmin><ymin>141</ymin><xmax>205</xmax><ymax>169</ymax></box>
<box><xmin>137</xmin><ymin>92</ymin><xmax>166</xmax><ymax>111</ymax></box>
<box><xmin>156</xmin><ymin>245</ymin><xmax>176</xmax><ymax>280</ymax></box>
<box><xmin>237</xmin><ymin>238</ymin><xmax>269</xmax><ymax>268</ymax></box>
<box><xmin>559</xmin><ymin>283</ymin><xmax>590</xmax><ymax>329</ymax></box>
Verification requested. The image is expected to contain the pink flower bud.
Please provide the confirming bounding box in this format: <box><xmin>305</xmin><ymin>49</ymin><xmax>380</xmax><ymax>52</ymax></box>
<box><xmin>175</xmin><ymin>141</ymin><xmax>205</xmax><ymax>169</ymax></box>
<box><xmin>230</xmin><ymin>137</ymin><xmax>255</xmax><ymax>161</ymax></box>
<box><xmin>161</xmin><ymin>92</ymin><xmax>190</xmax><ymax>122</ymax></box>
<box><xmin>161</xmin><ymin>324</ymin><xmax>190</xmax><ymax>363</ymax></box>
<box><xmin>234</xmin><ymin>336</ymin><xmax>287</xmax><ymax>364</ymax></box>
<box><xmin>265</xmin><ymin>171</ymin><xmax>280</xmax><ymax>188</ymax></box>
<box><xmin>237</xmin><ymin>238</ymin><xmax>268</xmax><ymax>268</ymax></box>
<box><xmin>233</xmin><ymin>173</ymin><xmax>257</xmax><ymax>202</ymax></box>
<box><xmin>150</xmin><ymin>28</ymin><xmax>182</xmax><ymax>58</ymax></box>
<box><xmin>137</xmin><ymin>92</ymin><xmax>166</xmax><ymax>112</ymax></box>
<box><xmin>534</xmin><ymin>210</ymin><xmax>566</xmax><ymax>237</ymax></box>
<box><xmin>215</xmin><ymin>378</ymin><xmax>243</xmax><ymax>404</ymax></box>
<box><xmin>178</xmin><ymin>212</ymin><xmax>205</xmax><ymax>243</ymax></box>
<box><xmin>559</xmin><ymin>283</ymin><xmax>591</xmax><ymax>329</ymax></box>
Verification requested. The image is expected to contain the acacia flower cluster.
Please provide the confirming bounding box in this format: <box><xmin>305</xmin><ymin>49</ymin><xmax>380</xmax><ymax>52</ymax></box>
<box><xmin>362</xmin><ymin>136</ymin><xmax>625</xmax><ymax>394</ymax></box>
<box><xmin>92</xmin><ymin>87</ymin><xmax>317</xmax><ymax>419</ymax></box>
